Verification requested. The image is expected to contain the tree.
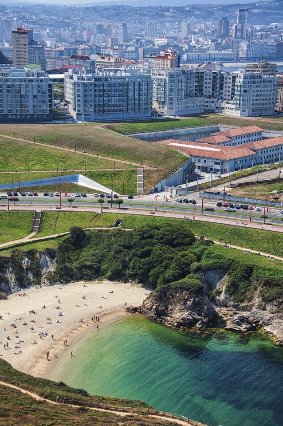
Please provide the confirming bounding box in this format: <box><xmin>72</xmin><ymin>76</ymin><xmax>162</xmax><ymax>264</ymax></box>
<box><xmin>117</xmin><ymin>199</ymin><xmax>124</xmax><ymax>209</ymax></box>
<box><xmin>98</xmin><ymin>198</ymin><xmax>105</xmax><ymax>213</ymax></box>
<box><xmin>69</xmin><ymin>227</ymin><xmax>86</xmax><ymax>248</ymax></box>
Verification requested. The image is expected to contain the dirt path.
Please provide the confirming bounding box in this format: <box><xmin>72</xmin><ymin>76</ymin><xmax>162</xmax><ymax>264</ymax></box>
<box><xmin>0</xmin><ymin>380</ymin><xmax>202</xmax><ymax>426</ymax></box>
<box><xmin>0</xmin><ymin>134</ymin><xmax>153</xmax><ymax>170</ymax></box>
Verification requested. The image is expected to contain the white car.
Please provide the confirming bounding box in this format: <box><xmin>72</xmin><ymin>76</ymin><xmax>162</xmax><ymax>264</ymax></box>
<box><xmin>254</xmin><ymin>207</ymin><xmax>262</xmax><ymax>212</ymax></box>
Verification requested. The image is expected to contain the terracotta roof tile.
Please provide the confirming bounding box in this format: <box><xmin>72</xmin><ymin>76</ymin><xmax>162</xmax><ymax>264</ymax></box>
<box><xmin>245</xmin><ymin>137</ymin><xmax>283</xmax><ymax>150</ymax></box>
<box><xmin>156</xmin><ymin>139</ymin><xmax>256</xmax><ymax>161</ymax></box>
<box><xmin>218</xmin><ymin>125</ymin><xmax>263</xmax><ymax>138</ymax></box>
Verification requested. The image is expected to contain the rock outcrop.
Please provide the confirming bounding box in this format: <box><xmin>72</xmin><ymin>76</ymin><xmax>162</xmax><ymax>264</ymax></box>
<box><xmin>139</xmin><ymin>268</ymin><xmax>283</xmax><ymax>345</ymax></box>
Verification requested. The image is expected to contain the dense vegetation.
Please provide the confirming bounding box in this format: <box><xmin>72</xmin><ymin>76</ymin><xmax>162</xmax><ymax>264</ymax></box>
<box><xmin>55</xmin><ymin>225</ymin><xmax>283</xmax><ymax>306</ymax></box>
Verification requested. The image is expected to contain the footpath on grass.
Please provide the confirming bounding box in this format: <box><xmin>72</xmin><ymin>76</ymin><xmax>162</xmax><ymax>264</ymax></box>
<box><xmin>0</xmin><ymin>134</ymin><xmax>153</xmax><ymax>169</ymax></box>
<box><xmin>0</xmin><ymin>207</ymin><xmax>282</xmax><ymax>262</ymax></box>
<box><xmin>0</xmin><ymin>381</ymin><xmax>203</xmax><ymax>426</ymax></box>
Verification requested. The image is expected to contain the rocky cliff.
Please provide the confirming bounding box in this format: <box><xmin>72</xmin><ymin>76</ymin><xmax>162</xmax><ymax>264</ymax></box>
<box><xmin>140</xmin><ymin>268</ymin><xmax>283</xmax><ymax>345</ymax></box>
<box><xmin>0</xmin><ymin>249</ymin><xmax>57</xmax><ymax>294</ymax></box>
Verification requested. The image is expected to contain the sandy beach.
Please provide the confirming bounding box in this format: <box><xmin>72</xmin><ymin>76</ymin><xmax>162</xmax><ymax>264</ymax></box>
<box><xmin>0</xmin><ymin>281</ymin><xmax>150</xmax><ymax>379</ymax></box>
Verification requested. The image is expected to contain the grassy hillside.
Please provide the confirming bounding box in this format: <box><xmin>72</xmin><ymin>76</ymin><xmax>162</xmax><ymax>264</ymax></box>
<box><xmin>0</xmin><ymin>212</ymin><xmax>282</xmax><ymax>266</ymax></box>
<box><xmin>107</xmin><ymin>117</ymin><xmax>209</xmax><ymax>134</ymax></box>
<box><xmin>0</xmin><ymin>211</ymin><xmax>33</xmax><ymax>243</ymax></box>
<box><xmin>0</xmin><ymin>138</ymin><xmax>129</xmax><ymax>172</ymax></box>
<box><xmin>0</xmin><ymin>359</ymin><xmax>180</xmax><ymax>426</ymax></box>
<box><xmin>0</xmin><ymin>123</ymin><xmax>186</xmax><ymax>174</ymax></box>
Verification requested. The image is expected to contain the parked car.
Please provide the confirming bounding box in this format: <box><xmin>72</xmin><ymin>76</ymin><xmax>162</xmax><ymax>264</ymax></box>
<box><xmin>235</xmin><ymin>205</ymin><xmax>241</xmax><ymax>209</ymax></box>
<box><xmin>254</xmin><ymin>207</ymin><xmax>262</xmax><ymax>212</ymax></box>
<box><xmin>113</xmin><ymin>194</ymin><xmax>118</xmax><ymax>199</ymax></box>
<box><xmin>13</xmin><ymin>192</ymin><xmax>18</xmax><ymax>196</ymax></box>
<box><xmin>81</xmin><ymin>193</ymin><xmax>87</xmax><ymax>197</ymax></box>
<box><xmin>224</xmin><ymin>207</ymin><xmax>236</xmax><ymax>212</ymax></box>
<box><xmin>7</xmin><ymin>192</ymin><xmax>13</xmax><ymax>196</ymax></box>
<box><xmin>27</xmin><ymin>192</ymin><xmax>33</xmax><ymax>196</ymax></box>
<box><xmin>74</xmin><ymin>193</ymin><xmax>81</xmax><ymax>197</ymax></box>
<box><xmin>204</xmin><ymin>207</ymin><xmax>215</xmax><ymax>212</ymax></box>
<box><xmin>248</xmin><ymin>206</ymin><xmax>254</xmax><ymax>210</ymax></box>
<box><xmin>128</xmin><ymin>195</ymin><xmax>134</xmax><ymax>199</ymax></box>
<box><xmin>43</xmin><ymin>192</ymin><xmax>49</xmax><ymax>196</ymax></box>
<box><xmin>33</xmin><ymin>192</ymin><xmax>38</xmax><ymax>196</ymax></box>
<box><xmin>280</xmin><ymin>210</ymin><xmax>283</xmax><ymax>215</ymax></box>
<box><xmin>222</xmin><ymin>202</ymin><xmax>230</xmax><ymax>207</ymax></box>
<box><xmin>8</xmin><ymin>197</ymin><xmax>19</xmax><ymax>202</ymax></box>
<box><xmin>53</xmin><ymin>192</ymin><xmax>60</xmax><ymax>196</ymax></box>
<box><xmin>241</xmin><ymin>204</ymin><xmax>249</xmax><ymax>210</ymax></box>
<box><xmin>190</xmin><ymin>199</ymin><xmax>197</xmax><ymax>204</ymax></box>
<box><xmin>216</xmin><ymin>202</ymin><xmax>223</xmax><ymax>207</ymax></box>
<box><xmin>20</xmin><ymin>192</ymin><xmax>27</xmax><ymax>196</ymax></box>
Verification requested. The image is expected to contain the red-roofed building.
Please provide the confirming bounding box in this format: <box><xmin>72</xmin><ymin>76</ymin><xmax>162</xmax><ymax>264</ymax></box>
<box><xmin>198</xmin><ymin>126</ymin><xmax>263</xmax><ymax>147</ymax></box>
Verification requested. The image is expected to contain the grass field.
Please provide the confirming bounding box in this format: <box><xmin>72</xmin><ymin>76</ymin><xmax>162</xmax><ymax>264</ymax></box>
<box><xmin>0</xmin><ymin>137</ymin><xmax>132</xmax><ymax>172</ymax></box>
<box><xmin>2</xmin><ymin>212</ymin><xmax>280</xmax><ymax>258</ymax></box>
<box><xmin>37</xmin><ymin>211</ymin><xmax>99</xmax><ymax>237</ymax></box>
<box><xmin>0</xmin><ymin>211</ymin><xmax>33</xmax><ymax>244</ymax></box>
<box><xmin>107</xmin><ymin>115</ymin><xmax>283</xmax><ymax>135</ymax></box>
<box><xmin>107</xmin><ymin>117</ymin><xmax>209</xmax><ymax>134</ymax></box>
<box><xmin>207</xmin><ymin>114</ymin><xmax>283</xmax><ymax>131</ymax></box>
<box><xmin>0</xmin><ymin>123</ymin><xmax>185</xmax><ymax>173</ymax></box>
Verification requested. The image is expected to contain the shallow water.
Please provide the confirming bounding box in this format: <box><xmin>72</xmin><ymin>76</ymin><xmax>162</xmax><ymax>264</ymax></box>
<box><xmin>55</xmin><ymin>316</ymin><xmax>283</xmax><ymax>426</ymax></box>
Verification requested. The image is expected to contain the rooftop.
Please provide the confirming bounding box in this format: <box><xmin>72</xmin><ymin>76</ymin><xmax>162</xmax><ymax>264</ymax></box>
<box><xmin>156</xmin><ymin>139</ymin><xmax>256</xmax><ymax>161</ymax></box>
<box><xmin>245</xmin><ymin>137</ymin><xmax>283</xmax><ymax>151</ymax></box>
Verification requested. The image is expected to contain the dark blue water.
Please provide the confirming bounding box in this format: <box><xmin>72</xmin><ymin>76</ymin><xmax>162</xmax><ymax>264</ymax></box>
<box><xmin>55</xmin><ymin>316</ymin><xmax>283</xmax><ymax>426</ymax></box>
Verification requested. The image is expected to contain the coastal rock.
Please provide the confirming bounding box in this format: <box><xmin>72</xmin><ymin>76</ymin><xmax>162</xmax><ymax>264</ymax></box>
<box><xmin>141</xmin><ymin>285</ymin><xmax>218</xmax><ymax>329</ymax></box>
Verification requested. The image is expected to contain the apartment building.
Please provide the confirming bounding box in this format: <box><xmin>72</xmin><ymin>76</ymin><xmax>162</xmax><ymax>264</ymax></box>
<box><xmin>12</xmin><ymin>28</ymin><xmax>46</xmax><ymax>70</ymax></box>
<box><xmin>0</xmin><ymin>68</ymin><xmax>53</xmax><ymax>122</ymax></box>
<box><xmin>224</xmin><ymin>71</ymin><xmax>278</xmax><ymax>117</ymax></box>
<box><xmin>65</xmin><ymin>70</ymin><xmax>152</xmax><ymax>122</ymax></box>
<box><xmin>152</xmin><ymin>68</ymin><xmax>235</xmax><ymax>116</ymax></box>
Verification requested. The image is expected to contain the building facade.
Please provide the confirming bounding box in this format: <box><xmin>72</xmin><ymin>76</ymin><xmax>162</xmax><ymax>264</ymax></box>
<box><xmin>0</xmin><ymin>68</ymin><xmax>53</xmax><ymax>122</ymax></box>
<box><xmin>65</xmin><ymin>70</ymin><xmax>153</xmax><ymax>122</ymax></box>
<box><xmin>224</xmin><ymin>71</ymin><xmax>278</xmax><ymax>117</ymax></box>
<box><xmin>12</xmin><ymin>27</ymin><xmax>46</xmax><ymax>70</ymax></box>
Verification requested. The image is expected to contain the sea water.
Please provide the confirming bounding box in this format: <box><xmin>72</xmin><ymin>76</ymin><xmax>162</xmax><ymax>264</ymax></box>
<box><xmin>55</xmin><ymin>316</ymin><xmax>283</xmax><ymax>426</ymax></box>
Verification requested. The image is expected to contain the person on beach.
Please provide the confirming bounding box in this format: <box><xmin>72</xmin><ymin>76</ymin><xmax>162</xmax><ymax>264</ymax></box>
<box><xmin>46</xmin><ymin>351</ymin><xmax>49</xmax><ymax>360</ymax></box>
<box><xmin>71</xmin><ymin>351</ymin><xmax>73</xmax><ymax>358</ymax></box>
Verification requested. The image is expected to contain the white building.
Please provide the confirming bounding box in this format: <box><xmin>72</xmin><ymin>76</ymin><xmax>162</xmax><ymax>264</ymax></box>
<box><xmin>65</xmin><ymin>70</ymin><xmax>153</xmax><ymax>122</ymax></box>
<box><xmin>0</xmin><ymin>68</ymin><xmax>53</xmax><ymax>122</ymax></box>
<box><xmin>224</xmin><ymin>71</ymin><xmax>278</xmax><ymax>117</ymax></box>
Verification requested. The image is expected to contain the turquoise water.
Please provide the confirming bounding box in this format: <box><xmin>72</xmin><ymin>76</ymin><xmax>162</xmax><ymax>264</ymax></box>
<box><xmin>56</xmin><ymin>316</ymin><xmax>283</xmax><ymax>426</ymax></box>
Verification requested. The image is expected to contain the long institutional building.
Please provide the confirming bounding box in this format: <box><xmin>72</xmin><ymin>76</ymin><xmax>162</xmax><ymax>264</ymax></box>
<box><xmin>157</xmin><ymin>126</ymin><xmax>283</xmax><ymax>174</ymax></box>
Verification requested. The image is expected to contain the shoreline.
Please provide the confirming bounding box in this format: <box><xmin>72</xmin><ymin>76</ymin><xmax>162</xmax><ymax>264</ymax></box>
<box><xmin>36</xmin><ymin>307</ymin><xmax>129</xmax><ymax>380</ymax></box>
<box><xmin>0</xmin><ymin>280</ymin><xmax>150</xmax><ymax>380</ymax></box>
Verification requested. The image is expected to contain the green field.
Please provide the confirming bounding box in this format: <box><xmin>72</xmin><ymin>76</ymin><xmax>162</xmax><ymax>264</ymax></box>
<box><xmin>1</xmin><ymin>212</ymin><xmax>281</xmax><ymax>260</ymax></box>
<box><xmin>107</xmin><ymin>117</ymin><xmax>209</xmax><ymax>134</ymax></box>
<box><xmin>0</xmin><ymin>211</ymin><xmax>33</xmax><ymax>244</ymax></box>
<box><xmin>37</xmin><ymin>211</ymin><xmax>99</xmax><ymax>237</ymax></box>
<box><xmin>0</xmin><ymin>137</ymin><xmax>130</xmax><ymax>172</ymax></box>
<box><xmin>0</xmin><ymin>124</ymin><xmax>186</xmax><ymax>184</ymax></box>
<box><xmin>107</xmin><ymin>115</ymin><xmax>283</xmax><ymax>135</ymax></box>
